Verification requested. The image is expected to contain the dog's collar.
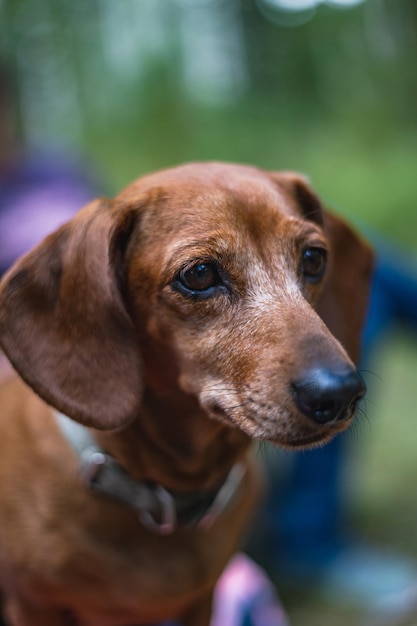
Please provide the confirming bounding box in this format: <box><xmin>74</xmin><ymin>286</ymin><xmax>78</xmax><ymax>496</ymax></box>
<box><xmin>55</xmin><ymin>412</ymin><xmax>245</xmax><ymax>535</ymax></box>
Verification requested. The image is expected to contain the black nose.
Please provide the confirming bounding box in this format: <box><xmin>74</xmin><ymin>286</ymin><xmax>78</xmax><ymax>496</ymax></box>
<box><xmin>292</xmin><ymin>367</ymin><xmax>365</xmax><ymax>425</ymax></box>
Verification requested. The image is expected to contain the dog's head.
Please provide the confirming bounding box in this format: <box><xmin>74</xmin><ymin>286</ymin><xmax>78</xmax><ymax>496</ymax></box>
<box><xmin>0</xmin><ymin>162</ymin><xmax>373</xmax><ymax>449</ymax></box>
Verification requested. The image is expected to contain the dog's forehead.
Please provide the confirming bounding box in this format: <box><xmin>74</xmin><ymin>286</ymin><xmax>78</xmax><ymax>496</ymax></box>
<box><xmin>121</xmin><ymin>161</ymin><xmax>280</xmax><ymax>196</ymax></box>
<box><xmin>121</xmin><ymin>165</ymin><xmax>328</xmax><ymax>287</ymax></box>
<box><xmin>121</xmin><ymin>162</ymin><xmax>300</xmax><ymax>234</ymax></box>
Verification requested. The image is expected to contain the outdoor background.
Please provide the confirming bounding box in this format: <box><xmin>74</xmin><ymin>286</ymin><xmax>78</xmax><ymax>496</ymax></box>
<box><xmin>1</xmin><ymin>0</ymin><xmax>417</xmax><ymax>624</ymax></box>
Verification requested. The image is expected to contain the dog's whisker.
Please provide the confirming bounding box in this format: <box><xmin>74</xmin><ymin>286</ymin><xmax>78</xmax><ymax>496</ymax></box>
<box><xmin>204</xmin><ymin>385</ymin><xmax>249</xmax><ymax>393</ymax></box>
<box><xmin>224</xmin><ymin>401</ymin><xmax>252</xmax><ymax>412</ymax></box>
<box><xmin>354</xmin><ymin>405</ymin><xmax>372</xmax><ymax>433</ymax></box>
<box><xmin>358</xmin><ymin>368</ymin><xmax>383</xmax><ymax>382</ymax></box>
<box><xmin>348</xmin><ymin>419</ymin><xmax>362</xmax><ymax>442</ymax></box>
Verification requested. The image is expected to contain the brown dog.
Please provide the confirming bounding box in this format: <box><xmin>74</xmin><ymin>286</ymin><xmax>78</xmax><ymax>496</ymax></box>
<box><xmin>0</xmin><ymin>162</ymin><xmax>373</xmax><ymax>626</ymax></box>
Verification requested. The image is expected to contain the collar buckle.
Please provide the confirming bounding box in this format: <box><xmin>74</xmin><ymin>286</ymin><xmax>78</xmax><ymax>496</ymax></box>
<box><xmin>137</xmin><ymin>484</ymin><xmax>177</xmax><ymax>535</ymax></box>
<box><xmin>80</xmin><ymin>448</ymin><xmax>177</xmax><ymax>535</ymax></box>
<box><xmin>56</xmin><ymin>411</ymin><xmax>245</xmax><ymax>535</ymax></box>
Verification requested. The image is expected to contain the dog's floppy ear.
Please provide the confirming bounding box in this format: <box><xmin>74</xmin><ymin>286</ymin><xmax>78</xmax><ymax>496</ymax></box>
<box><xmin>274</xmin><ymin>172</ymin><xmax>374</xmax><ymax>364</ymax></box>
<box><xmin>0</xmin><ymin>199</ymin><xmax>143</xmax><ymax>429</ymax></box>
<box><xmin>316</xmin><ymin>210</ymin><xmax>374</xmax><ymax>364</ymax></box>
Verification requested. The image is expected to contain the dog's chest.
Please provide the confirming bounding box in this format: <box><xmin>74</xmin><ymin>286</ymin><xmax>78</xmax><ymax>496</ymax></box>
<box><xmin>0</xmin><ymin>389</ymin><xmax>256</xmax><ymax>624</ymax></box>
<box><xmin>1</xmin><ymin>500</ymin><xmax>219</xmax><ymax>626</ymax></box>
<box><xmin>1</xmin><ymin>481</ymin><xmax>227</xmax><ymax>623</ymax></box>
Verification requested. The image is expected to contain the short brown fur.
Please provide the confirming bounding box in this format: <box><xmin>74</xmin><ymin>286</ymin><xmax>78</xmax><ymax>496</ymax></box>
<box><xmin>0</xmin><ymin>162</ymin><xmax>373</xmax><ymax>625</ymax></box>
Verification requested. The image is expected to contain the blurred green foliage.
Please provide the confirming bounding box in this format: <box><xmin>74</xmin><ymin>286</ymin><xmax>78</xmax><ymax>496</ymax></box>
<box><xmin>93</xmin><ymin>0</ymin><xmax>417</xmax><ymax>247</ymax></box>
<box><xmin>1</xmin><ymin>0</ymin><xmax>416</xmax><ymax>246</ymax></box>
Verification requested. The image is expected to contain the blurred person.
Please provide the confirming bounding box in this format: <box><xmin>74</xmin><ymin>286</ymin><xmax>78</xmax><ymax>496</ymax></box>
<box><xmin>0</xmin><ymin>66</ymin><xmax>99</xmax><ymax>277</ymax></box>
<box><xmin>255</xmin><ymin>236</ymin><xmax>417</xmax><ymax>622</ymax></box>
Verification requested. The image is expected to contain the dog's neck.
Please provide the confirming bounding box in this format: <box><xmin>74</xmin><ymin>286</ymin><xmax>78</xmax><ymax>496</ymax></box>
<box><xmin>92</xmin><ymin>390</ymin><xmax>251</xmax><ymax>492</ymax></box>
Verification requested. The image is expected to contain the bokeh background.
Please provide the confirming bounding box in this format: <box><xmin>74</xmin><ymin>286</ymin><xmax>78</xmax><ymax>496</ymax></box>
<box><xmin>1</xmin><ymin>0</ymin><xmax>417</xmax><ymax>623</ymax></box>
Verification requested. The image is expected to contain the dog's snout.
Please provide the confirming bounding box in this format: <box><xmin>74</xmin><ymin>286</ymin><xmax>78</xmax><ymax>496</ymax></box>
<box><xmin>292</xmin><ymin>367</ymin><xmax>365</xmax><ymax>425</ymax></box>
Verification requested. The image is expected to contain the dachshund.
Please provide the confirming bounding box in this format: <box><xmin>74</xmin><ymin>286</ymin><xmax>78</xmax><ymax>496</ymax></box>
<box><xmin>0</xmin><ymin>162</ymin><xmax>373</xmax><ymax>625</ymax></box>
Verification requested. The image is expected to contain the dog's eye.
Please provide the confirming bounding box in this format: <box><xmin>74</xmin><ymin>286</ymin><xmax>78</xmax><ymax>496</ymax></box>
<box><xmin>302</xmin><ymin>247</ymin><xmax>327</xmax><ymax>283</ymax></box>
<box><xmin>179</xmin><ymin>262</ymin><xmax>221</xmax><ymax>293</ymax></box>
